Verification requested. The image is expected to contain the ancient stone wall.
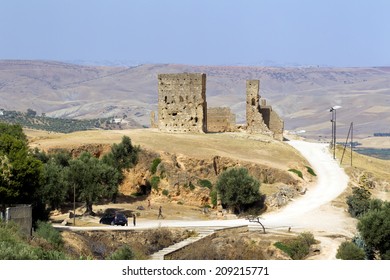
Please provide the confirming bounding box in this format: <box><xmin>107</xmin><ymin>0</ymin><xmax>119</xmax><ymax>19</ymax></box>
<box><xmin>246</xmin><ymin>80</ymin><xmax>271</xmax><ymax>135</ymax></box>
<box><xmin>158</xmin><ymin>73</ymin><xmax>207</xmax><ymax>133</ymax></box>
<box><xmin>246</xmin><ymin>80</ymin><xmax>284</xmax><ymax>140</ymax></box>
<box><xmin>260</xmin><ymin>105</ymin><xmax>284</xmax><ymax>141</ymax></box>
<box><xmin>207</xmin><ymin>107</ymin><xmax>236</xmax><ymax>133</ymax></box>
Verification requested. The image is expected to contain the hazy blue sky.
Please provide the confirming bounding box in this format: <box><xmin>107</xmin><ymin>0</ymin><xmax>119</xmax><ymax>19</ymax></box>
<box><xmin>1</xmin><ymin>0</ymin><xmax>389</xmax><ymax>66</ymax></box>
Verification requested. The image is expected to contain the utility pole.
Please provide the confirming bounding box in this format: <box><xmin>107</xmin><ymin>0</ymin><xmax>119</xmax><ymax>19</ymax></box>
<box><xmin>73</xmin><ymin>184</ymin><xmax>76</xmax><ymax>226</ymax></box>
<box><xmin>330</xmin><ymin>106</ymin><xmax>341</xmax><ymax>160</ymax></box>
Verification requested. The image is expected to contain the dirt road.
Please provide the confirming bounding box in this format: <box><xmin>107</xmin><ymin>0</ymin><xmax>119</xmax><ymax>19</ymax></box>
<box><xmin>56</xmin><ymin>140</ymin><xmax>356</xmax><ymax>259</ymax></box>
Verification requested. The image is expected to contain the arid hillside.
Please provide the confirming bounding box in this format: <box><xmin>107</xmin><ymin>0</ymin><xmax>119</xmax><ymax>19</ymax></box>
<box><xmin>2</xmin><ymin>60</ymin><xmax>390</xmax><ymax>140</ymax></box>
<box><xmin>26</xmin><ymin>128</ymin><xmax>313</xmax><ymax>208</ymax></box>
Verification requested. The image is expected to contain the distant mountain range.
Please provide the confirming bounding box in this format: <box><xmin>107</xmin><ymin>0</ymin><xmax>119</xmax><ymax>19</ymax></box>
<box><xmin>1</xmin><ymin>60</ymin><xmax>389</xmax><ymax>139</ymax></box>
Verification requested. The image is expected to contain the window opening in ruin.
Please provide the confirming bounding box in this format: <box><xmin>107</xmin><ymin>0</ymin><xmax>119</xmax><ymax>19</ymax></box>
<box><xmin>172</xmin><ymin>112</ymin><xmax>178</xmax><ymax>116</ymax></box>
<box><xmin>195</xmin><ymin>117</ymin><xmax>198</xmax><ymax>123</ymax></box>
<box><xmin>164</xmin><ymin>96</ymin><xmax>167</xmax><ymax>103</ymax></box>
<box><xmin>179</xmin><ymin>96</ymin><xmax>184</xmax><ymax>102</ymax></box>
<box><xmin>251</xmin><ymin>98</ymin><xmax>256</xmax><ymax>106</ymax></box>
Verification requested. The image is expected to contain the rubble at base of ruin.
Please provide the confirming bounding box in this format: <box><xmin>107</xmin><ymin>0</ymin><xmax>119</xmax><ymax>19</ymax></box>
<box><xmin>153</xmin><ymin>73</ymin><xmax>284</xmax><ymax>141</ymax></box>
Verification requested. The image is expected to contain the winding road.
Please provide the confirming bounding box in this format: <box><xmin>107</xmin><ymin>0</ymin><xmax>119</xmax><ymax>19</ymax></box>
<box><xmin>56</xmin><ymin>140</ymin><xmax>356</xmax><ymax>259</ymax></box>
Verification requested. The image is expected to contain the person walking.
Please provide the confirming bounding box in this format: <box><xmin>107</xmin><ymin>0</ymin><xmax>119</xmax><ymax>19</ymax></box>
<box><xmin>133</xmin><ymin>214</ymin><xmax>136</xmax><ymax>226</ymax></box>
<box><xmin>157</xmin><ymin>206</ymin><xmax>163</xmax><ymax>219</ymax></box>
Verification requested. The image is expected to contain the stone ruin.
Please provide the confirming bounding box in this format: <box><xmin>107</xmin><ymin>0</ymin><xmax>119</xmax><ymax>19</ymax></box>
<box><xmin>207</xmin><ymin>107</ymin><xmax>236</xmax><ymax>133</ymax></box>
<box><xmin>152</xmin><ymin>73</ymin><xmax>284</xmax><ymax>140</ymax></box>
<box><xmin>157</xmin><ymin>73</ymin><xmax>207</xmax><ymax>133</ymax></box>
<box><xmin>246</xmin><ymin>80</ymin><xmax>284</xmax><ymax>141</ymax></box>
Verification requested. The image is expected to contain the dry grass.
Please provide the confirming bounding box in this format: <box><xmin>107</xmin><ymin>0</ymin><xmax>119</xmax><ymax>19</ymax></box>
<box><xmin>25</xmin><ymin>128</ymin><xmax>308</xmax><ymax>171</ymax></box>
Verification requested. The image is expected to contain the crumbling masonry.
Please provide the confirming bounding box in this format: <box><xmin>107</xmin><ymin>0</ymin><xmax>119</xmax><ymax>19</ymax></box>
<box><xmin>246</xmin><ymin>80</ymin><xmax>284</xmax><ymax>141</ymax></box>
<box><xmin>157</xmin><ymin>73</ymin><xmax>207</xmax><ymax>133</ymax></box>
<box><xmin>155</xmin><ymin>73</ymin><xmax>284</xmax><ymax>140</ymax></box>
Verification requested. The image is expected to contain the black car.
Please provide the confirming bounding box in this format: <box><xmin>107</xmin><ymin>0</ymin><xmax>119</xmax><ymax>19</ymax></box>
<box><xmin>113</xmin><ymin>213</ymin><xmax>128</xmax><ymax>226</ymax></box>
<box><xmin>99</xmin><ymin>213</ymin><xmax>128</xmax><ymax>226</ymax></box>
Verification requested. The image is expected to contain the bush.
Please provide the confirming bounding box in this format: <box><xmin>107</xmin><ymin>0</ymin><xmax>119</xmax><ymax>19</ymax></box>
<box><xmin>274</xmin><ymin>232</ymin><xmax>316</xmax><ymax>260</ymax></box>
<box><xmin>357</xmin><ymin>201</ymin><xmax>390</xmax><ymax>259</ymax></box>
<box><xmin>107</xmin><ymin>245</ymin><xmax>135</xmax><ymax>260</ymax></box>
<box><xmin>34</xmin><ymin>221</ymin><xmax>63</xmax><ymax>250</ymax></box>
<box><xmin>336</xmin><ymin>241</ymin><xmax>365</xmax><ymax>260</ymax></box>
<box><xmin>305</xmin><ymin>166</ymin><xmax>317</xmax><ymax>176</ymax></box>
<box><xmin>216</xmin><ymin>167</ymin><xmax>261</xmax><ymax>213</ymax></box>
<box><xmin>210</xmin><ymin>188</ymin><xmax>218</xmax><ymax>207</ymax></box>
<box><xmin>150</xmin><ymin>176</ymin><xmax>160</xmax><ymax>191</ymax></box>
<box><xmin>198</xmin><ymin>179</ymin><xmax>213</xmax><ymax>189</ymax></box>
<box><xmin>288</xmin><ymin>169</ymin><xmax>303</xmax><ymax>179</ymax></box>
<box><xmin>0</xmin><ymin>221</ymin><xmax>66</xmax><ymax>260</ymax></box>
<box><xmin>162</xmin><ymin>189</ymin><xmax>169</xmax><ymax>196</ymax></box>
<box><xmin>346</xmin><ymin>186</ymin><xmax>371</xmax><ymax>217</ymax></box>
<box><xmin>150</xmin><ymin>158</ymin><xmax>161</xmax><ymax>175</ymax></box>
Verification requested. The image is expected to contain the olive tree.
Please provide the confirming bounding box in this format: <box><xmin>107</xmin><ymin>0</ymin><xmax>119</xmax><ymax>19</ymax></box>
<box><xmin>216</xmin><ymin>167</ymin><xmax>261</xmax><ymax>214</ymax></box>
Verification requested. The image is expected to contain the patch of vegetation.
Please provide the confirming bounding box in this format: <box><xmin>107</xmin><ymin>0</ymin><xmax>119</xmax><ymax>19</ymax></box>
<box><xmin>216</xmin><ymin>167</ymin><xmax>262</xmax><ymax>213</ymax></box>
<box><xmin>274</xmin><ymin>232</ymin><xmax>316</xmax><ymax>260</ymax></box>
<box><xmin>162</xmin><ymin>189</ymin><xmax>169</xmax><ymax>196</ymax></box>
<box><xmin>357</xmin><ymin>200</ymin><xmax>390</xmax><ymax>259</ymax></box>
<box><xmin>34</xmin><ymin>221</ymin><xmax>63</xmax><ymax>250</ymax></box>
<box><xmin>346</xmin><ymin>186</ymin><xmax>371</xmax><ymax>217</ymax></box>
<box><xmin>210</xmin><ymin>188</ymin><xmax>218</xmax><ymax>207</ymax></box>
<box><xmin>150</xmin><ymin>158</ymin><xmax>161</xmax><ymax>175</ymax></box>
<box><xmin>0</xmin><ymin>221</ymin><xmax>67</xmax><ymax>260</ymax></box>
<box><xmin>198</xmin><ymin>179</ymin><xmax>213</xmax><ymax>189</ymax></box>
<box><xmin>336</xmin><ymin>241</ymin><xmax>365</xmax><ymax>260</ymax></box>
<box><xmin>150</xmin><ymin>176</ymin><xmax>160</xmax><ymax>191</ymax></box>
<box><xmin>288</xmin><ymin>169</ymin><xmax>303</xmax><ymax>179</ymax></box>
<box><xmin>305</xmin><ymin>166</ymin><xmax>317</xmax><ymax>176</ymax></box>
<box><xmin>0</xmin><ymin>110</ymin><xmax>110</xmax><ymax>133</ymax></box>
<box><xmin>107</xmin><ymin>245</ymin><xmax>135</xmax><ymax>260</ymax></box>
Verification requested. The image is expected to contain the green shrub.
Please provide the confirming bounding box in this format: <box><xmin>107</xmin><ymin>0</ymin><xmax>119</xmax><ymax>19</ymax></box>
<box><xmin>0</xmin><ymin>221</ymin><xmax>66</xmax><ymax>260</ymax></box>
<box><xmin>34</xmin><ymin>221</ymin><xmax>63</xmax><ymax>249</ymax></box>
<box><xmin>216</xmin><ymin>167</ymin><xmax>261</xmax><ymax>213</ymax></box>
<box><xmin>198</xmin><ymin>179</ymin><xmax>213</xmax><ymax>189</ymax></box>
<box><xmin>298</xmin><ymin>232</ymin><xmax>316</xmax><ymax>247</ymax></box>
<box><xmin>210</xmin><ymin>188</ymin><xmax>218</xmax><ymax>207</ymax></box>
<box><xmin>162</xmin><ymin>189</ymin><xmax>169</xmax><ymax>196</ymax></box>
<box><xmin>305</xmin><ymin>166</ymin><xmax>317</xmax><ymax>176</ymax></box>
<box><xmin>107</xmin><ymin>245</ymin><xmax>135</xmax><ymax>260</ymax></box>
<box><xmin>274</xmin><ymin>232</ymin><xmax>316</xmax><ymax>260</ymax></box>
<box><xmin>336</xmin><ymin>241</ymin><xmax>365</xmax><ymax>260</ymax></box>
<box><xmin>189</xmin><ymin>181</ymin><xmax>195</xmax><ymax>190</ymax></box>
<box><xmin>288</xmin><ymin>169</ymin><xmax>303</xmax><ymax>179</ymax></box>
<box><xmin>150</xmin><ymin>158</ymin><xmax>161</xmax><ymax>174</ymax></box>
<box><xmin>150</xmin><ymin>176</ymin><xmax>160</xmax><ymax>191</ymax></box>
<box><xmin>346</xmin><ymin>186</ymin><xmax>371</xmax><ymax>217</ymax></box>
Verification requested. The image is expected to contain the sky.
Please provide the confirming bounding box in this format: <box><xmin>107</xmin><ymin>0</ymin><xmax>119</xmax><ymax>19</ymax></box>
<box><xmin>1</xmin><ymin>0</ymin><xmax>389</xmax><ymax>67</ymax></box>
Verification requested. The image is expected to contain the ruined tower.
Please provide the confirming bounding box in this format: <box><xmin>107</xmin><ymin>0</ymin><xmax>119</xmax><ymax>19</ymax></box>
<box><xmin>157</xmin><ymin>73</ymin><xmax>207</xmax><ymax>133</ymax></box>
<box><xmin>246</xmin><ymin>80</ymin><xmax>270</xmax><ymax>134</ymax></box>
<box><xmin>246</xmin><ymin>80</ymin><xmax>284</xmax><ymax>140</ymax></box>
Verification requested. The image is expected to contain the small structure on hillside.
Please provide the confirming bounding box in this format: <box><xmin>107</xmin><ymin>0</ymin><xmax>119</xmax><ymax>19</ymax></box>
<box><xmin>157</xmin><ymin>73</ymin><xmax>207</xmax><ymax>133</ymax></box>
<box><xmin>153</xmin><ymin>73</ymin><xmax>284</xmax><ymax>140</ymax></box>
<box><xmin>246</xmin><ymin>80</ymin><xmax>284</xmax><ymax>141</ymax></box>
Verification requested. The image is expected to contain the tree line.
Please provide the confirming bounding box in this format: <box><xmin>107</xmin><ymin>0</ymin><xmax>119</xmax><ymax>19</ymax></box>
<box><xmin>0</xmin><ymin>122</ymin><xmax>139</xmax><ymax>221</ymax></box>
